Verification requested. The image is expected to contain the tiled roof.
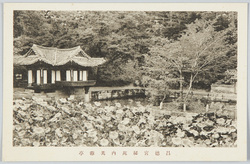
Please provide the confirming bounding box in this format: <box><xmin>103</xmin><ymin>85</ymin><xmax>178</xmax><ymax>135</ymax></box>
<box><xmin>14</xmin><ymin>44</ymin><xmax>106</xmax><ymax>67</ymax></box>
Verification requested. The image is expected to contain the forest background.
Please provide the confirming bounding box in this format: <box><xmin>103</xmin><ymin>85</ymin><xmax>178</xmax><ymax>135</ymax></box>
<box><xmin>13</xmin><ymin>11</ymin><xmax>237</xmax><ymax>103</ymax></box>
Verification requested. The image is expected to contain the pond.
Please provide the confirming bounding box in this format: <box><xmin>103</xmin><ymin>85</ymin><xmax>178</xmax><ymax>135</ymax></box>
<box><xmin>13</xmin><ymin>97</ymin><xmax>237</xmax><ymax>147</ymax></box>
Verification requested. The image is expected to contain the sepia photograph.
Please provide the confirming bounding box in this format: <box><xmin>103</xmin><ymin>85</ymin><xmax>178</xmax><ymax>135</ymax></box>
<box><xmin>3</xmin><ymin>3</ymin><xmax>248</xmax><ymax>161</ymax></box>
<box><xmin>13</xmin><ymin>10</ymin><xmax>238</xmax><ymax>148</ymax></box>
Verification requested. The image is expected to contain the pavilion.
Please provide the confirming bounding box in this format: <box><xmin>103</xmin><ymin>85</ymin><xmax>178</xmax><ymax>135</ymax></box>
<box><xmin>14</xmin><ymin>44</ymin><xmax>106</xmax><ymax>101</ymax></box>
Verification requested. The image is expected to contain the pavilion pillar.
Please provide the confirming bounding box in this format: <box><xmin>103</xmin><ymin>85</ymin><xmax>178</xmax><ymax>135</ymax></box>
<box><xmin>28</xmin><ymin>70</ymin><xmax>32</xmax><ymax>86</ymax></box>
<box><xmin>71</xmin><ymin>70</ymin><xmax>74</xmax><ymax>81</ymax></box>
<box><xmin>66</xmin><ymin>70</ymin><xmax>71</xmax><ymax>81</ymax></box>
<box><xmin>51</xmin><ymin>70</ymin><xmax>56</xmax><ymax>84</ymax></box>
<box><xmin>79</xmin><ymin>70</ymin><xmax>83</xmax><ymax>81</ymax></box>
<box><xmin>43</xmin><ymin>70</ymin><xmax>47</xmax><ymax>84</ymax></box>
<box><xmin>36</xmin><ymin>70</ymin><xmax>41</xmax><ymax>85</ymax></box>
<box><xmin>84</xmin><ymin>87</ymin><xmax>90</xmax><ymax>102</ymax></box>
<box><xmin>56</xmin><ymin>70</ymin><xmax>61</xmax><ymax>81</ymax></box>
<box><xmin>73</xmin><ymin>70</ymin><xmax>78</xmax><ymax>81</ymax></box>
<box><xmin>32</xmin><ymin>72</ymin><xmax>35</xmax><ymax>84</ymax></box>
<box><xmin>82</xmin><ymin>70</ymin><xmax>87</xmax><ymax>81</ymax></box>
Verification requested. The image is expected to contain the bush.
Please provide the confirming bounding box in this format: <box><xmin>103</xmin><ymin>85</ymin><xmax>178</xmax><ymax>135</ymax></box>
<box><xmin>13</xmin><ymin>98</ymin><xmax>237</xmax><ymax>147</ymax></box>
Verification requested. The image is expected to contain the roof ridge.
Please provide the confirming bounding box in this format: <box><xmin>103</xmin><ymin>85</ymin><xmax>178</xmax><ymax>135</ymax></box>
<box><xmin>31</xmin><ymin>45</ymin><xmax>43</xmax><ymax>57</ymax></box>
<box><xmin>68</xmin><ymin>46</ymin><xmax>82</xmax><ymax>59</ymax></box>
<box><xmin>33</xmin><ymin>44</ymin><xmax>57</xmax><ymax>50</ymax></box>
<box><xmin>33</xmin><ymin>44</ymin><xmax>80</xmax><ymax>51</ymax></box>
<box><xmin>57</xmin><ymin>45</ymin><xmax>81</xmax><ymax>51</ymax></box>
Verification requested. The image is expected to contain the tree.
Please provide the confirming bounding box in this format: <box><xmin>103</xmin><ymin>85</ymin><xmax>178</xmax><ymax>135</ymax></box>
<box><xmin>149</xmin><ymin>38</ymin><xmax>189</xmax><ymax>99</ymax></box>
<box><xmin>145</xmin><ymin>17</ymin><xmax>236</xmax><ymax>111</ymax></box>
<box><xmin>179</xmin><ymin>18</ymin><xmax>234</xmax><ymax>106</ymax></box>
<box><xmin>140</xmin><ymin>44</ymin><xmax>179</xmax><ymax>107</ymax></box>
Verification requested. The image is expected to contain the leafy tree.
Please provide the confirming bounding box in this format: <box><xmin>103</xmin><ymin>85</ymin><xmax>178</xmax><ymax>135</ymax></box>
<box><xmin>145</xmin><ymin>17</ymin><xmax>236</xmax><ymax>110</ymax></box>
<box><xmin>141</xmin><ymin>50</ymin><xmax>178</xmax><ymax>107</ymax></box>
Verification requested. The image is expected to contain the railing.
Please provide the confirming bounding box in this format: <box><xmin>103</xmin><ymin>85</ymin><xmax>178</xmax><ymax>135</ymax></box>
<box><xmin>31</xmin><ymin>83</ymin><xmax>56</xmax><ymax>91</ymax></box>
<box><xmin>26</xmin><ymin>80</ymin><xmax>96</xmax><ymax>91</ymax></box>
<box><xmin>55</xmin><ymin>80</ymin><xmax>96</xmax><ymax>87</ymax></box>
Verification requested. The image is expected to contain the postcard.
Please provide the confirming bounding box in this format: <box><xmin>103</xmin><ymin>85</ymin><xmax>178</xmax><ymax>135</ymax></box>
<box><xmin>2</xmin><ymin>3</ymin><xmax>248</xmax><ymax>161</ymax></box>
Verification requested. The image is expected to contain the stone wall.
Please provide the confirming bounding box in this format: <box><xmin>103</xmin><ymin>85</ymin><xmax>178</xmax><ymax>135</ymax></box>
<box><xmin>211</xmin><ymin>84</ymin><xmax>236</xmax><ymax>94</ymax></box>
<box><xmin>14</xmin><ymin>88</ymin><xmax>70</xmax><ymax>101</ymax></box>
<box><xmin>13</xmin><ymin>87</ymin><xmax>145</xmax><ymax>101</ymax></box>
<box><xmin>91</xmin><ymin>88</ymin><xmax>145</xmax><ymax>101</ymax></box>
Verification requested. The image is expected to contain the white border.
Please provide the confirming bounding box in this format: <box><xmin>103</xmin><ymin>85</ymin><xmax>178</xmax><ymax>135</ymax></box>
<box><xmin>2</xmin><ymin>3</ymin><xmax>248</xmax><ymax>161</ymax></box>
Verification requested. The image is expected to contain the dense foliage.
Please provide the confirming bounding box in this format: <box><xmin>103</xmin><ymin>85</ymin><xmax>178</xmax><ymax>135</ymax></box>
<box><xmin>13</xmin><ymin>98</ymin><xmax>237</xmax><ymax>147</ymax></box>
<box><xmin>14</xmin><ymin>11</ymin><xmax>237</xmax><ymax>88</ymax></box>
<box><xmin>142</xmin><ymin>17</ymin><xmax>237</xmax><ymax>104</ymax></box>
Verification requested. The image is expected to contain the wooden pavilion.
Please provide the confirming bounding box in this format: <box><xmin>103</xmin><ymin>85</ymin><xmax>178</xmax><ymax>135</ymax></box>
<box><xmin>14</xmin><ymin>44</ymin><xmax>106</xmax><ymax>101</ymax></box>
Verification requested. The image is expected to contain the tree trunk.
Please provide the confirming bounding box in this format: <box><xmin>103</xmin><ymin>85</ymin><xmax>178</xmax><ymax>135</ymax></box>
<box><xmin>183</xmin><ymin>103</ymin><xmax>186</xmax><ymax>112</ymax></box>
<box><xmin>183</xmin><ymin>74</ymin><xmax>193</xmax><ymax>112</ymax></box>
<box><xmin>169</xmin><ymin>11</ymin><xmax>172</xmax><ymax>27</ymax></box>
<box><xmin>206</xmin><ymin>104</ymin><xmax>209</xmax><ymax>112</ymax></box>
<box><xmin>160</xmin><ymin>94</ymin><xmax>167</xmax><ymax>110</ymax></box>
<box><xmin>186</xmin><ymin>74</ymin><xmax>193</xmax><ymax>98</ymax></box>
<box><xmin>160</xmin><ymin>102</ymin><xmax>163</xmax><ymax>110</ymax></box>
<box><xmin>179</xmin><ymin>71</ymin><xmax>183</xmax><ymax>99</ymax></box>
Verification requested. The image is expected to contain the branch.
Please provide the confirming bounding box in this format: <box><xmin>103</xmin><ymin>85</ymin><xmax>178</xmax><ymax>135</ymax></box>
<box><xmin>169</xmin><ymin>59</ymin><xmax>182</xmax><ymax>72</ymax></box>
<box><xmin>198</xmin><ymin>32</ymin><xmax>226</xmax><ymax>58</ymax></box>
